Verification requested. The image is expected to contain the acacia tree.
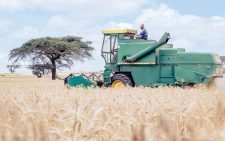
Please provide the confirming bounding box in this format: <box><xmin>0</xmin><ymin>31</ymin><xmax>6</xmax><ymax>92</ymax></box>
<box><xmin>7</xmin><ymin>64</ymin><xmax>21</xmax><ymax>74</ymax></box>
<box><xmin>9</xmin><ymin>36</ymin><xmax>94</xmax><ymax>80</ymax></box>
<box><xmin>28</xmin><ymin>63</ymin><xmax>52</xmax><ymax>78</ymax></box>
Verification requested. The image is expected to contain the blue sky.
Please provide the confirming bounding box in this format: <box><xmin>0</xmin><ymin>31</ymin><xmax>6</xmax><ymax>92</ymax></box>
<box><xmin>0</xmin><ymin>0</ymin><xmax>224</xmax><ymax>73</ymax></box>
<box><xmin>156</xmin><ymin>0</ymin><xmax>225</xmax><ymax>17</ymax></box>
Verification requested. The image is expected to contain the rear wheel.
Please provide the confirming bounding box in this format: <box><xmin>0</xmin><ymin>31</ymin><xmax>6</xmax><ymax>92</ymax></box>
<box><xmin>111</xmin><ymin>74</ymin><xmax>133</xmax><ymax>88</ymax></box>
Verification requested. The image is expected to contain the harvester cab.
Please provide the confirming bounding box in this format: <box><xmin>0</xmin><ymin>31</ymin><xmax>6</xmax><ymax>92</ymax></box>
<box><xmin>101</xmin><ymin>29</ymin><xmax>137</xmax><ymax>64</ymax></box>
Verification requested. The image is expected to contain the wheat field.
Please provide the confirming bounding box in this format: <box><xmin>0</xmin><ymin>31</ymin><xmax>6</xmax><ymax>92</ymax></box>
<box><xmin>0</xmin><ymin>74</ymin><xmax>225</xmax><ymax>141</ymax></box>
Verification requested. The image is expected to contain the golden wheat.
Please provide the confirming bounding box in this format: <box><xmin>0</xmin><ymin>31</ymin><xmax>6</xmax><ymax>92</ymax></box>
<box><xmin>0</xmin><ymin>75</ymin><xmax>225</xmax><ymax>141</ymax></box>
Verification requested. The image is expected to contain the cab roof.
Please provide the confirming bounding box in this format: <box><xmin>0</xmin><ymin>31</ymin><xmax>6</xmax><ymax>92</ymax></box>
<box><xmin>102</xmin><ymin>29</ymin><xmax>137</xmax><ymax>35</ymax></box>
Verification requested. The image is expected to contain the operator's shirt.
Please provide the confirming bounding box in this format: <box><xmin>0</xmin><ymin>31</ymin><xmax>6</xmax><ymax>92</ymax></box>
<box><xmin>139</xmin><ymin>29</ymin><xmax>148</xmax><ymax>40</ymax></box>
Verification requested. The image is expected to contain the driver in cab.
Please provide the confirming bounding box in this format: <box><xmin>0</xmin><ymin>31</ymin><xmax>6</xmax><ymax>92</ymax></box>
<box><xmin>137</xmin><ymin>24</ymin><xmax>148</xmax><ymax>40</ymax></box>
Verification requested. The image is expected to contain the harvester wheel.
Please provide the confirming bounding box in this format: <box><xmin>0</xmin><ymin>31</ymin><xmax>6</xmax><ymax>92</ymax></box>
<box><xmin>111</xmin><ymin>74</ymin><xmax>133</xmax><ymax>88</ymax></box>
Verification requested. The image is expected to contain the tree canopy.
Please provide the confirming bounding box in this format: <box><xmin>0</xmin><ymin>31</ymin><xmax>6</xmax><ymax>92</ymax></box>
<box><xmin>9</xmin><ymin>36</ymin><xmax>94</xmax><ymax>80</ymax></box>
<box><xmin>28</xmin><ymin>64</ymin><xmax>52</xmax><ymax>78</ymax></box>
<box><xmin>7</xmin><ymin>64</ymin><xmax>21</xmax><ymax>74</ymax></box>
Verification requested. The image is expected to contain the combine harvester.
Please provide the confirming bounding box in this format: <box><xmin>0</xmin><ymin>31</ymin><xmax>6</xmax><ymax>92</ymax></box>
<box><xmin>65</xmin><ymin>29</ymin><xmax>224</xmax><ymax>88</ymax></box>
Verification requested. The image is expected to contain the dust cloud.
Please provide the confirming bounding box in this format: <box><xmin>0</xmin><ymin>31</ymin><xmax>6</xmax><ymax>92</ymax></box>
<box><xmin>210</xmin><ymin>77</ymin><xmax>225</xmax><ymax>91</ymax></box>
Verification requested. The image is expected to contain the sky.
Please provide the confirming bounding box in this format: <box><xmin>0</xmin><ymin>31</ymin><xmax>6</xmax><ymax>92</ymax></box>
<box><xmin>0</xmin><ymin>0</ymin><xmax>225</xmax><ymax>73</ymax></box>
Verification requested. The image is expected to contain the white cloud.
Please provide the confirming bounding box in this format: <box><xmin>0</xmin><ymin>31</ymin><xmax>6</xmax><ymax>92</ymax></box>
<box><xmin>134</xmin><ymin>4</ymin><xmax>225</xmax><ymax>55</ymax></box>
<box><xmin>0</xmin><ymin>0</ymin><xmax>149</xmax><ymax>18</ymax></box>
<box><xmin>2</xmin><ymin>3</ymin><xmax>225</xmax><ymax>73</ymax></box>
<box><xmin>172</xmin><ymin>39</ymin><xmax>195</xmax><ymax>51</ymax></box>
<box><xmin>11</xmin><ymin>26</ymin><xmax>42</xmax><ymax>39</ymax></box>
<box><xmin>103</xmin><ymin>22</ymin><xmax>133</xmax><ymax>30</ymax></box>
<box><xmin>11</xmin><ymin>15</ymin><xmax>134</xmax><ymax>45</ymax></box>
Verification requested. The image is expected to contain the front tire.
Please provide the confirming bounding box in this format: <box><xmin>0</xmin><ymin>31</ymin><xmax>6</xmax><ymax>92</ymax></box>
<box><xmin>111</xmin><ymin>74</ymin><xmax>133</xmax><ymax>88</ymax></box>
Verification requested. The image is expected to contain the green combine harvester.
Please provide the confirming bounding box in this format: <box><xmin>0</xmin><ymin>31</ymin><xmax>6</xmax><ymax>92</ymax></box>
<box><xmin>65</xmin><ymin>29</ymin><xmax>224</xmax><ymax>88</ymax></box>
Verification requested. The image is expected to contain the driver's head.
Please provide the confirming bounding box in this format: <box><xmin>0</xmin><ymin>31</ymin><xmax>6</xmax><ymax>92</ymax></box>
<box><xmin>140</xmin><ymin>24</ymin><xmax>144</xmax><ymax>30</ymax></box>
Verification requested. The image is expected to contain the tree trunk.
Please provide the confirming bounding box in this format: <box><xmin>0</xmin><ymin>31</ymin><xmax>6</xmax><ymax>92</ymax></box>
<box><xmin>51</xmin><ymin>60</ymin><xmax>56</xmax><ymax>80</ymax></box>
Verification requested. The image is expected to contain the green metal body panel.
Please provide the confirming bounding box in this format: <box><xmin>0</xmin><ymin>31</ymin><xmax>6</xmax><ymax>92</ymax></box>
<box><xmin>119</xmin><ymin>65</ymin><xmax>160</xmax><ymax>86</ymax></box>
<box><xmin>102</xmin><ymin>32</ymin><xmax>223</xmax><ymax>86</ymax></box>
<box><xmin>103</xmin><ymin>65</ymin><xmax>112</xmax><ymax>85</ymax></box>
<box><xmin>117</xmin><ymin>40</ymin><xmax>157</xmax><ymax>64</ymax></box>
<box><xmin>124</xmin><ymin>33</ymin><xmax>170</xmax><ymax>63</ymax></box>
